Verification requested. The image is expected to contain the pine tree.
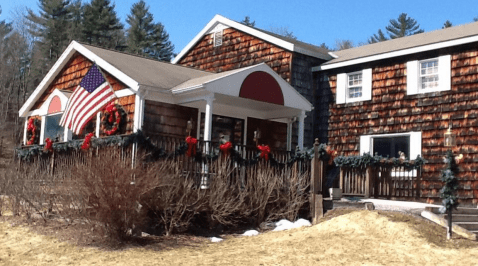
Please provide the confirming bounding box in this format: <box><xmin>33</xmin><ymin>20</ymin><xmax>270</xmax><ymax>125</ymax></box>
<box><xmin>26</xmin><ymin>0</ymin><xmax>72</xmax><ymax>64</ymax></box>
<box><xmin>368</xmin><ymin>29</ymin><xmax>388</xmax><ymax>44</ymax></box>
<box><xmin>67</xmin><ymin>0</ymin><xmax>83</xmax><ymax>42</ymax></box>
<box><xmin>443</xmin><ymin>20</ymin><xmax>453</xmax><ymax>29</ymax></box>
<box><xmin>241</xmin><ymin>16</ymin><xmax>255</xmax><ymax>27</ymax></box>
<box><xmin>385</xmin><ymin>13</ymin><xmax>424</xmax><ymax>39</ymax></box>
<box><xmin>125</xmin><ymin>0</ymin><xmax>174</xmax><ymax>61</ymax></box>
<box><xmin>0</xmin><ymin>6</ymin><xmax>13</xmax><ymax>39</ymax></box>
<box><xmin>82</xmin><ymin>0</ymin><xmax>124</xmax><ymax>49</ymax></box>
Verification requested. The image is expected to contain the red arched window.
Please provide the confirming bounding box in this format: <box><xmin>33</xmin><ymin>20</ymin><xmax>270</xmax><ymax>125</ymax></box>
<box><xmin>239</xmin><ymin>71</ymin><xmax>284</xmax><ymax>105</ymax></box>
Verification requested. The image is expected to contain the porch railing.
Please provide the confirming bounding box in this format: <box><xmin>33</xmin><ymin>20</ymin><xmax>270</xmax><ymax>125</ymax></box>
<box><xmin>339</xmin><ymin>166</ymin><xmax>421</xmax><ymax>199</ymax></box>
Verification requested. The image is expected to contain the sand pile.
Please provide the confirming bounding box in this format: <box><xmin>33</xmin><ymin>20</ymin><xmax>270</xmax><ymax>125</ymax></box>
<box><xmin>1</xmin><ymin>210</ymin><xmax>478</xmax><ymax>265</ymax></box>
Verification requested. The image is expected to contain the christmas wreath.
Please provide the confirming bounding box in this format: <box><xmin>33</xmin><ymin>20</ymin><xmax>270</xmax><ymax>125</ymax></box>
<box><xmin>101</xmin><ymin>102</ymin><xmax>125</xmax><ymax>136</ymax></box>
<box><xmin>26</xmin><ymin>118</ymin><xmax>40</xmax><ymax>145</ymax></box>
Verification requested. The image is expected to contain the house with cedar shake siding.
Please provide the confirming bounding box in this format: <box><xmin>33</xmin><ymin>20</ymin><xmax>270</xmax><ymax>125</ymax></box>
<box><xmin>18</xmin><ymin>41</ymin><xmax>312</xmax><ymax>154</ymax></box>
<box><xmin>313</xmin><ymin>22</ymin><xmax>478</xmax><ymax>206</ymax></box>
<box><xmin>172</xmin><ymin>15</ymin><xmax>331</xmax><ymax>148</ymax></box>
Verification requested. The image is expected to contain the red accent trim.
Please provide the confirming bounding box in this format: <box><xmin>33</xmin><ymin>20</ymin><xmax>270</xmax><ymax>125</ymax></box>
<box><xmin>48</xmin><ymin>96</ymin><xmax>62</xmax><ymax>114</ymax></box>
<box><xmin>239</xmin><ymin>71</ymin><xmax>284</xmax><ymax>105</ymax></box>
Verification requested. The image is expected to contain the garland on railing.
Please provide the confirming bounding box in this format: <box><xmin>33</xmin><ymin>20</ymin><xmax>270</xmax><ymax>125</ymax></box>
<box><xmin>16</xmin><ymin>131</ymin><xmax>332</xmax><ymax>167</ymax></box>
<box><xmin>333</xmin><ymin>152</ymin><xmax>426</xmax><ymax>170</ymax></box>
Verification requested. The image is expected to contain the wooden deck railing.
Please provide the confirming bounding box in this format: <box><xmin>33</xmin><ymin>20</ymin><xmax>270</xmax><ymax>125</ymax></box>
<box><xmin>339</xmin><ymin>165</ymin><xmax>421</xmax><ymax>199</ymax></box>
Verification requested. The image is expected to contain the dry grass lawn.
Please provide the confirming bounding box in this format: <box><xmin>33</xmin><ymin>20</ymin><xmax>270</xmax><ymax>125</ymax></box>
<box><xmin>1</xmin><ymin>209</ymin><xmax>478</xmax><ymax>265</ymax></box>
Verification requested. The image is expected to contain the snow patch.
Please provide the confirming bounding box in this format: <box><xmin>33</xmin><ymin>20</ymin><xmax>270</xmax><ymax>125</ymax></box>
<box><xmin>210</xmin><ymin>237</ymin><xmax>223</xmax><ymax>242</ymax></box>
<box><xmin>273</xmin><ymin>218</ymin><xmax>311</xmax><ymax>231</ymax></box>
<box><xmin>242</xmin><ymin>230</ymin><xmax>259</xmax><ymax>236</ymax></box>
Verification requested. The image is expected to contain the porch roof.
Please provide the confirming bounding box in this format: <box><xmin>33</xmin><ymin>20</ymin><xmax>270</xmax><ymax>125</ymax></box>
<box><xmin>171</xmin><ymin>63</ymin><xmax>313</xmax><ymax>113</ymax></box>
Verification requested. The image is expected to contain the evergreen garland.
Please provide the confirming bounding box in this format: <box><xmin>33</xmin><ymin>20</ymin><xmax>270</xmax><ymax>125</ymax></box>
<box><xmin>16</xmin><ymin>131</ymin><xmax>331</xmax><ymax>167</ymax></box>
<box><xmin>333</xmin><ymin>152</ymin><xmax>426</xmax><ymax>170</ymax></box>
<box><xmin>439</xmin><ymin>150</ymin><xmax>459</xmax><ymax>213</ymax></box>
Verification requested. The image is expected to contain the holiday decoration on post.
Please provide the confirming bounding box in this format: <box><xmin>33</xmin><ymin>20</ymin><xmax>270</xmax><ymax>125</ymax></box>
<box><xmin>101</xmin><ymin>102</ymin><xmax>124</xmax><ymax>136</ymax></box>
<box><xmin>440</xmin><ymin>149</ymin><xmax>460</xmax><ymax>240</ymax></box>
<box><xmin>26</xmin><ymin>118</ymin><xmax>40</xmax><ymax>145</ymax></box>
<box><xmin>44</xmin><ymin>138</ymin><xmax>53</xmax><ymax>152</ymax></box>
<box><xmin>220</xmin><ymin>141</ymin><xmax>233</xmax><ymax>156</ymax></box>
<box><xmin>81</xmin><ymin>133</ymin><xmax>95</xmax><ymax>150</ymax></box>
<box><xmin>257</xmin><ymin>145</ymin><xmax>271</xmax><ymax>161</ymax></box>
<box><xmin>185</xmin><ymin>136</ymin><xmax>197</xmax><ymax>157</ymax></box>
<box><xmin>326</xmin><ymin>146</ymin><xmax>338</xmax><ymax>165</ymax></box>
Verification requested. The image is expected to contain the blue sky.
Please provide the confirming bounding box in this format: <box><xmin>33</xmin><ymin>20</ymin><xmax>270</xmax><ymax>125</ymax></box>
<box><xmin>2</xmin><ymin>0</ymin><xmax>478</xmax><ymax>53</ymax></box>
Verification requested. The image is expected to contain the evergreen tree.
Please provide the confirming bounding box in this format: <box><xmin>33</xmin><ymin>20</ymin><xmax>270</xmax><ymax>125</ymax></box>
<box><xmin>443</xmin><ymin>20</ymin><xmax>453</xmax><ymax>29</ymax></box>
<box><xmin>241</xmin><ymin>16</ymin><xmax>255</xmax><ymax>27</ymax></box>
<box><xmin>125</xmin><ymin>0</ymin><xmax>174</xmax><ymax>61</ymax></box>
<box><xmin>26</xmin><ymin>0</ymin><xmax>72</xmax><ymax>63</ymax></box>
<box><xmin>82</xmin><ymin>0</ymin><xmax>124</xmax><ymax>49</ymax></box>
<box><xmin>0</xmin><ymin>6</ymin><xmax>13</xmax><ymax>39</ymax></box>
<box><xmin>368</xmin><ymin>29</ymin><xmax>388</xmax><ymax>44</ymax></box>
<box><xmin>385</xmin><ymin>13</ymin><xmax>424</xmax><ymax>39</ymax></box>
<box><xmin>67</xmin><ymin>0</ymin><xmax>83</xmax><ymax>42</ymax></box>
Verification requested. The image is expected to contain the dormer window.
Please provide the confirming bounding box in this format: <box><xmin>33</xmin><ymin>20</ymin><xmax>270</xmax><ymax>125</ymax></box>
<box><xmin>213</xmin><ymin>30</ymin><xmax>223</xmax><ymax>47</ymax></box>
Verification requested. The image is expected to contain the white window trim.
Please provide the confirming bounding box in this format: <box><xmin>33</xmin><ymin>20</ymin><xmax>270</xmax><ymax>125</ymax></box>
<box><xmin>407</xmin><ymin>55</ymin><xmax>451</xmax><ymax>95</ymax></box>
<box><xmin>336</xmin><ymin>68</ymin><xmax>372</xmax><ymax>104</ymax></box>
<box><xmin>360</xmin><ymin>131</ymin><xmax>422</xmax><ymax>160</ymax></box>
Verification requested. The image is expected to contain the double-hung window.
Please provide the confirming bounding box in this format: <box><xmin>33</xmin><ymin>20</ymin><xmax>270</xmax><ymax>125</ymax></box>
<box><xmin>348</xmin><ymin>72</ymin><xmax>363</xmax><ymax>99</ymax></box>
<box><xmin>336</xmin><ymin>69</ymin><xmax>372</xmax><ymax>104</ymax></box>
<box><xmin>407</xmin><ymin>55</ymin><xmax>450</xmax><ymax>95</ymax></box>
<box><xmin>360</xmin><ymin>132</ymin><xmax>422</xmax><ymax>160</ymax></box>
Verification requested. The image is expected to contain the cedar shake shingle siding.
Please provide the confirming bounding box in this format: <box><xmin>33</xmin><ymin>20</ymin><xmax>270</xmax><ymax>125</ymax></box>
<box><xmin>178</xmin><ymin>28</ymin><xmax>293</xmax><ymax>82</ymax></box>
<box><xmin>324</xmin><ymin>45</ymin><xmax>478</xmax><ymax>206</ymax></box>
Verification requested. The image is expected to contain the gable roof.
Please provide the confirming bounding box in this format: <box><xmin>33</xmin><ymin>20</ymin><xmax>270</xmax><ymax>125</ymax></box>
<box><xmin>172</xmin><ymin>14</ymin><xmax>331</xmax><ymax>64</ymax></box>
<box><xmin>19</xmin><ymin>41</ymin><xmax>212</xmax><ymax>117</ymax></box>
<box><xmin>315</xmin><ymin>21</ymin><xmax>478</xmax><ymax>71</ymax></box>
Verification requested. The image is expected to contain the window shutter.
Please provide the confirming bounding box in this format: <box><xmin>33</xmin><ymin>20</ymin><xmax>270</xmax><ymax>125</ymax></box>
<box><xmin>409</xmin><ymin>132</ymin><xmax>422</xmax><ymax>159</ymax></box>
<box><xmin>439</xmin><ymin>55</ymin><xmax>451</xmax><ymax>91</ymax></box>
<box><xmin>360</xmin><ymin>135</ymin><xmax>371</xmax><ymax>156</ymax></box>
<box><xmin>336</xmin><ymin>73</ymin><xmax>346</xmax><ymax>104</ymax></box>
<box><xmin>213</xmin><ymin>30</ymin><xmax>223</xmax><ymax>47</ymax></box>
<box><xmin>406</xmin><ymin>60</ymin><xmax>419</xmax><ymax>95</ymax></box>
<box><xmin>362</xmin><ymin>68</ymin><xmax>372</xmax><ymax>101</ymax></box>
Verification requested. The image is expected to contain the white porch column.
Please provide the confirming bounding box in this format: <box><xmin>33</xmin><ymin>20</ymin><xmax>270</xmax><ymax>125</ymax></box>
<box><xmin>39</xmin><ymin>116</ymin><xmax>46</xmax><ymax>145</ymax></box>
<box><xmin>286</xmin><ymin>118</ymin><xmax>295</xmax><ymax>151</ymax></box>
<box><xmin>203</xmin><ymin>95</ymin><xmax>215</xmax><ymax>142</ymax></box>
<box><xmin>298</xmin><ymin>111</ymin><xmax>306</xmax><ymax>150</ymax></box>
<box><xmin>133</xmin><ymin>93</ymin><xmax>145</xmax><ymax>133</ymax></box>
<box><xmin>23</xmin><ymin>119</ymin><xmax>28</xmax><ymax>145</ymax></box>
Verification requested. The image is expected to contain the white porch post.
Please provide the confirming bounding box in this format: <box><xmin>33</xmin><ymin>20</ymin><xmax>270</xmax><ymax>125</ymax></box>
<box><xmin>203</xmin><ymin>95</ymin><xmax>215</xmax><ymax>143</ymax></box>
<box><xmin>287</xmin><ymin>118</ymin><xmax>294</xmax><ymax>151</ymax></box>
<box><xmin>23</xmin><ymin>119</ymin><xmax>28</xmax><ymax>145</ymax></box>
<box><xmin>39</xmin><ymin>116</ymin><xmax>46</xmax><ymax>145</ymax></box>
<box><xmin>201</xmin><ymin>94</ymin><xmax>214</xmax><ymax>189</ymax></box>
<box><xmin>298</xmin><ymin>111</ymin><xmax>306</xmax><ymax>150</ymax></box>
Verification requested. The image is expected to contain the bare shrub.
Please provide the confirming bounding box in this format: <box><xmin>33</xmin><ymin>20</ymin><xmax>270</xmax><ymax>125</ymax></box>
<box><xmin>141</xmin><ymin>160</ymin><xmax>207</xmax><ymax>236</ymax></box>
<box><xmin>72</xmin><ymin>151</ymin><xmax>159</xmax><ymax>240</ymax></box>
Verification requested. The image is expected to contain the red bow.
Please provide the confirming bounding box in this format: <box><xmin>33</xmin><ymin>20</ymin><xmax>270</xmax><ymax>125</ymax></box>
<box><xmin>257</xmin><ymin>145</ymin><xmax>271</xmax><ymax>161</ymax></box>
<box><xmin>81</xmin><ymin>133</ymin><xmax>95</xmax><ymax>150</ymax></box>
<box><xmin>326</xmin><ymin>146</ymin><xmax>338</xmax><ymax>165</ymax></box>
<box><xmin>44</xmin><ymin>138</ymin><xmax>53</xmax><ymax>152</ymax></box>
<box><xmin>186</xmin><ymin>136</ymin><xmax>197</xmax><ymax>157</ymax></box>
<box><xmin>220</xmin><ymin>141</ymin><xmax>232</xmax><ymax>156</ymax></box>
<box><xmin>105</xmin><ymin>102</ymin><xmax>117</xmax><ymax>123</ymax></box>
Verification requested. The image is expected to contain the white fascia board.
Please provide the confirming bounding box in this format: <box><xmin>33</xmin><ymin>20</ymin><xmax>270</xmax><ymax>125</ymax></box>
<box><xmin>313</xmin><ymin>34</ymin><xmax>478</xmax><ymax>71</ymax></box>
<box><xmin>19</xmin><ymin>41</ymin><xmax>140</xmax><ymax>117</ymax></box>
<box><xmin>114</xmin><ymin>88</ymin><xmax>136</xmax><ymax>98</ymax></box>
<box><xmin>172</xmin><ymin>14</ymin><xmax>295</xmax><ymax>64</ymax></box>
<box><xmin>19</xmin><ymin>42</ymin><xmax>78</xmax><ymax>117</ymax></box>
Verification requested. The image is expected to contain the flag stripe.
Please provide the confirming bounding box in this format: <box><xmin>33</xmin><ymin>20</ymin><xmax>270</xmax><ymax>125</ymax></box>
<box><xmin>59</xmin><ymin>85</ymin><xmax>83</xmax><ymax>127</ymax></box>
<box><xmin>72</xmin><ymin>89</ymin><xmax>115</xmax><ymax>134</ymax></box>
<box><xmin>63</xmin><ymin>88</ymin><xmax>88</xmax><ymax>128</ymax></box>
<box><xmin>68</xmin><ymin>83</ymin><xmax>110</xmax><ymax>129</ymax></box>
<box><xmin>71</xmin><ymin>84</ymin><xmax>114</xmax><ymax>134</ymax></box>
<box><xmin>75</xmin><ymin>93</ymin><xmax>115</xmax><ymax>135</ymax></box>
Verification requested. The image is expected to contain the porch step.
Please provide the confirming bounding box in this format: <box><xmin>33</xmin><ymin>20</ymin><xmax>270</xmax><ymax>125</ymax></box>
<box><xmin>453</xmin><ymin>222</ymin><xmax>478</xmax><ymax>231</ymax></box>
<box><xmin>444</xmin><ymin>214</ymin><xmax>478</xmax><ymax>223</ymax></box>
<box><xmin>426</xmin><ymin>206</ymin><xmax>478</xmax><ymax>215</ymax></box>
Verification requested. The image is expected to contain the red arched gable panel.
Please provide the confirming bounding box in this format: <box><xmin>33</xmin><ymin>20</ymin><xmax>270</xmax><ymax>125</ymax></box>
<box><xmin>239</xmin><ymin>71</ymin><xmax>284</xmax><ymax>105</ymax></box>
<box><xmin>48</xmin><ymin>96</ymin><xmax>62</xmax><ymax>114</ymax></box>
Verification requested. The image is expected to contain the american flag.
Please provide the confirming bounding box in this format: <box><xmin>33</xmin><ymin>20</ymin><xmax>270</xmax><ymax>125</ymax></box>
<box><xmin>59</xmin><ymin>64</ymin><xmax>116</xmax><ymax>135</ymax></box>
